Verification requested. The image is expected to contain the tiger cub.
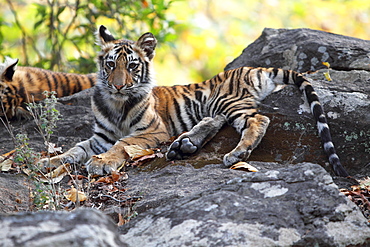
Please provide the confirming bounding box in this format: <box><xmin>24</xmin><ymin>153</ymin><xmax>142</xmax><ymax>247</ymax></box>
<box><xmin>38</xmin><ymin>25</ymin><xmax>348</xmax><ymax>177</ymax></box>
<box><xmin>0</xmin><ymin>57</ymin><xmax>96</xmax><ymax>119</ymax></box>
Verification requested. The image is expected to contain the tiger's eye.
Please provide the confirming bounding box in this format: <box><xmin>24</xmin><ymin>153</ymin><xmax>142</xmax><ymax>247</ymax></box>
<box><xmin>107</xmin><ymin>61</ymin><xmax>115</xmax><ymax>68</ymax></box>
<box><xmin>128</xmin><ymin>63</ymin><xmax>138</xmax><ymax>70</ymax></box>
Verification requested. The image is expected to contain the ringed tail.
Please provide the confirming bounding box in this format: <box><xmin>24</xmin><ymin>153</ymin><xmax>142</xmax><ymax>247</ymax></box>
<box><xmin>270</xmin><ymin>68</ymin><xmax>349</xmax><ymax>177</ymax></box>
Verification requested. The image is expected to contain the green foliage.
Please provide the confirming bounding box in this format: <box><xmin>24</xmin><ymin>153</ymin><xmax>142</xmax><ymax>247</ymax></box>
<box><xmin>1</xmin><ymin>0</ymin><xmax>177</xmax><ymax>73</ymax></box>
<box><xmin>12</xmin><ymin>91</ymin><xmax>63</xmax><ymax>211</ymax></box>
<box><xmin>1</xmin><ymin>0</ymin><xmax>369</xmax><ymax>85</ymax></box>
<box><xmin>13</xmin><ymin>134</ymin><xmax>57</xmax><ymax>210</ymax></box>
<box><xmin>26</xmin><ymin>91</ymin><xmax>61</xmax><ymax>142</ymax></box>
<box><xmin>14</xmin><ymin>133</ymin><xmax>40</xmax><ymax>167</ymax></box>
<box><xmin>155</xmin><ymin>0</ymin><xmax>370</xmax><ymax>85</ymax></box>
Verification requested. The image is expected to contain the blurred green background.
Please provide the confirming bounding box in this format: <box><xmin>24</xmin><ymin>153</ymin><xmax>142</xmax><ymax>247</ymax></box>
<box><xmin>1</xmin><ymin>0</ymin><xmax>369</xmax><ymax>85</ymax></box>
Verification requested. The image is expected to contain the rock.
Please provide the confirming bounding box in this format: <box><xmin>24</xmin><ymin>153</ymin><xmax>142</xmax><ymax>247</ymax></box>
<box><xmin>119</xmin><ymin>163</ymin><xmax>370</xmax><ymax>247</ymax></box>
<box><xmin>225</xmin><ymin>28</ymin><xmax>370</xmax><ymax>73</ymax></box>
<box><xmin>0</xmin><ymin>173</ymin><xmax>31</xmax><ymax>213</ymax></box>
<box><xmin>123</xmin><ymin>163</ymin><xmax>247</xmax><ymax>213</ymax></box>
<box><xmin>0</xmin><ymin>208</ymin><xmax>126</xmax><ymax>247</ymax></box>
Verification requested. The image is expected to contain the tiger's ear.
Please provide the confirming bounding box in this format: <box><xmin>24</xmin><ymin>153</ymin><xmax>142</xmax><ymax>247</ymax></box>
<box><xmin>0</xmin><ymin>57</ymin><xmax>19</xmax><ymax>81</ymax></box>
<box><xmin>97</xmin><ymin>25</ymin><xmax>116</xmax><ymax>46</ymax></box>
<box><xmin>137</xmin><ymin>33</ymin><xmax>157</xmax><ymax>60</ymax></box>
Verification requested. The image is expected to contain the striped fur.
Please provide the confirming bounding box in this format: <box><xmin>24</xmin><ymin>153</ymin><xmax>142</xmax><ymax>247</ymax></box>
<box><xmin>0</xmin><ymin>57</ymin><xmax>96</xmax><ymax>119</ymax></box>
<box><xmin>39</xmin><ymin>25</ymin><xmax>348</xmax><ymax>177</ymax></box>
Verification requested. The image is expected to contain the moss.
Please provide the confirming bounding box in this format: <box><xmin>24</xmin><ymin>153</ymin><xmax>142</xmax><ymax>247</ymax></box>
<box><xmin>344</xmin><ymin>132</ymin><xmax>358</xmax><ymax>142</ymax></box>
<box><xmin>343</xmin><ymin>130</ymin><xmax>370</xmax><ymax>154</ymax></box>
<box><xmin>282</xmin><ymin>122</ymin><xmax>313</xmax><ymax>131</ymax></box>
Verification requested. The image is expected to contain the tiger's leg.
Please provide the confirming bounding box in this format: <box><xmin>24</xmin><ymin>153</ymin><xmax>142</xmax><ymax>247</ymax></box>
<box><xmin>37</xmin><ymin>137</ymin><xmax>113</xmax><ymax>171</ymax></box>
<box><xmin>166</xmin><ymin>114</ymin><xmax>227</xmax><ymax>160</ymax></box>
<box><xmin>223</xmin><ymin>114</ymin><xmax>270</xmax><ymax>166</ymax></box>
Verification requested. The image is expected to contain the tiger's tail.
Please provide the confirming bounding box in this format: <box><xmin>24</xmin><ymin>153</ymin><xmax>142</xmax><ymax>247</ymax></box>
<box><xmin>271</xmin><ymin>68</ymin><xmax>348</xmax><ymax>177</ymax></box>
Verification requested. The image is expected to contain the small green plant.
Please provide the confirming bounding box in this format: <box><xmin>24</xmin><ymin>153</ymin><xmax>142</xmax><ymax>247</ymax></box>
<box><xmin>13</xmin><ymin>133</ymin><xmax>40</xmax><ymax>166</ymax></box>
<box><xmin>10</xmin><ymin>91</ymin><xmax>64</xmax><ymax>210</ymax></box>
<box><xmin>13</xmin><ymin>133</ymin><xmax>52</xmax><ymax>210</ymax></box>
<box><xmin>26</xmin><ymin>91</ymin><xmax>61</xmax><ymax>147</ymax></box>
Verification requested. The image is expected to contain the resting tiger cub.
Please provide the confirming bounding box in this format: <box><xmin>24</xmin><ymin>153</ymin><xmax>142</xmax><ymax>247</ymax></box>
<box><xmin>38</xmin><ymin>25</ymin><xmax>349</xmax><ymax>177</ymax></box>
<box><xmin>0</xmin><ymin>57</ymin><xmax>96</xmax><ymax>119</ymax></box>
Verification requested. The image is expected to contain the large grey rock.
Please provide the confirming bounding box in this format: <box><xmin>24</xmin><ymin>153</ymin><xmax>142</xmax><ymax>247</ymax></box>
<box><xmin>119</xmin><ymin>163</ymin><xmax>370</xmax><ymax>247</ymax></box>
<box><xmin>0</xmin><ymin>208</ymin><xmax>126</xmax><ymax>247</ymax></box>
<box><xmin>225</xmin><ymin>28</ymin><xmax>370</xmax><ymax>73</ymax></box>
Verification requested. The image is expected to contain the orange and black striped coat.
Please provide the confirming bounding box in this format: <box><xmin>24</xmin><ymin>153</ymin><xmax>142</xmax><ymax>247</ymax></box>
<box><xmin>0</xmin><ymin>57</ymin><xmax>96</xmax><ymax>119</ymax></box>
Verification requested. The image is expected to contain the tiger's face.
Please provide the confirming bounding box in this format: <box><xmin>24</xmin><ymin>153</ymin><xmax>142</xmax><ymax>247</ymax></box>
<box><xmin>96</xmin><ymin>26</ymin><xmax>157</xmax><ymax>101</ymax></box>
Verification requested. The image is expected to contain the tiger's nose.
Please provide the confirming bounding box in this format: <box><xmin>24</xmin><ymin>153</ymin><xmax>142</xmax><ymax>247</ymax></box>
<box><xmin>114</xmin><ymin>84</ymin><xmax>124</xmax><ymax>90</ymax></box>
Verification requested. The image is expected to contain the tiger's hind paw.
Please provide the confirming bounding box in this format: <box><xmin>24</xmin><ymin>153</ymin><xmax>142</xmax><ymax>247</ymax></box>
<box><xmin>223</xmin><ymin>149</ymin><xmax>252</xmax><ymax>168</ymax></box>
<box><xmin>166</xmin><ymin>137</ymin><xmax>198</xmax><ymax>160</ymax></box>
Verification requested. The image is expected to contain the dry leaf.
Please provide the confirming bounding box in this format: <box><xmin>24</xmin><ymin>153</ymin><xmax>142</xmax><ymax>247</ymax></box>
<box><xmin>323</xmin><ymin>71</ymin><xmax>332</xmax><ymax>81</ymax></box>
<box><xmin>130</xmin><ymin>152</ymin><xmax>163</xmax><ymax>166</ymax></box>
<box><xmin>45</xmin><ymin>141</ymin><xmax>63</xmax><ymax>154</ymax></box>
<box><xmin>124</xmin><ymin>145</ymin><xmax>154</xmax><ymax>160</ymax></box>
<box><xmin>322</xmin><ymin>61</ymin><xmax>331</xmax><ymax>68</ymax></box>
<box><xmin>321</xmin><ymin>62</ymin><xmax>332</xmax><ymax>81</ymax></box>
<box><xmin>39</xmin><ymin>163</ymin><xmax>70</xmax><ymax>183</ymax></box>
<box><xmin>0</xmin><ymin>156</ymin><xmax>12</xmax><ymax>172</ymax></box>
<box><xmin>359</xmin><ymin>177</ymin><xmax>370</xmax><ymax>189</ymax></box>
<box><xmin>22</xmin><ymin>167</ymin><xmax>32</xmax><ymax>176</ymax></box>
<box><xmin>230</xmin><ymin>162</ymin><xmax>259</xmax><ymax>172</ymax></box>
<box><xmin>1</xmin><ymin>148</ymin><xmax>17</xmax><ymax>157</ymax></box>
<box><xmin>95</xmin><ymin>176</ymin><xmax>113</xmax><ymax>184</ymax></box>
<box><xmin>95</xmin><ymin>171</ymin><xmax>128</xmax><ymax>184</ymax></box>
<box><xmin>65</xmin><ymin>186</ymin><xmax>87</xmax><ymax>202</ymax></box>
<box><xmin>117</xmin><ymin>213</ymin><xmax>126</xmax><ymax>226</ymax></box>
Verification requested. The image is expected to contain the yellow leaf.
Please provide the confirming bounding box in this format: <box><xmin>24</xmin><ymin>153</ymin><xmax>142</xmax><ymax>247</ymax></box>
<box><xmin>230</xmin><ymin>162</ymin><xmax>259</xmax><ymax>172</ymax></box>
<box><xmin>124</xmin><ymin>145</ymin><xmax>154</xmax><ymax>160</ymax></box>
<box><xmin>322</xmin><ymin>62</ymin><xmax>330</xmax><ymax>68</ymax></box>
<box><xmin>323</xmin><ymin>71</ymin><xmax>332</xmax><ymax>81</ymax></box>
<box><xmin>1</xmin><ymin>148</ymin><xmax>17</xmax><ymax>157</ymax></box>
<box><xmin>64</xmin><ymin>186</ymin><xmax>87</xmax><ymax>202</ymax></box>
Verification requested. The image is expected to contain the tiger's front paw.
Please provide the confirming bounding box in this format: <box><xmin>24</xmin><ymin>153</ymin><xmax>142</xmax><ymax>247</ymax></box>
<box><xmin>86</xmin><ymin>153</ymin><xmax>124</xmax><ymax>175</ymax></box>
<box><xmin>166</xmin><ymin>136</ymin><xmax>198</xmax><ymax>160</ymax></box>
<box><xmin>37</xmin><ymin>155</ymin><xmax>73</xmax><ymax>172</ymax></box>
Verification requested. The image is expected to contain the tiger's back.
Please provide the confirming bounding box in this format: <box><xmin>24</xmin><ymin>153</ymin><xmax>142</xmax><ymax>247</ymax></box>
<box><xmin>153</xmin><ymin>68</ymin><xmax>291</xmax><ymax>136</ymax></box>
<box><xmin>0</xmin><ymin>57</ymin><xmax>96</xmax><ymax>119</ymax></box>
<box><xmin>11</xmin><ymin>66</ymin><xmax>96</xmax><ymax>102</ymax></box>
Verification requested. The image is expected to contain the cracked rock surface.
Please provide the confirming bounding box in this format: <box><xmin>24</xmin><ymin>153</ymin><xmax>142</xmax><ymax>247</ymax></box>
<box><xmin>119</xmin><ymin>163</ymin><xmax>370</xmax><ymax>247</ymax></box>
